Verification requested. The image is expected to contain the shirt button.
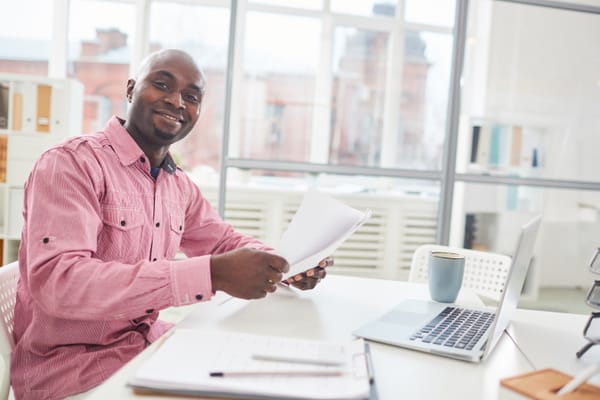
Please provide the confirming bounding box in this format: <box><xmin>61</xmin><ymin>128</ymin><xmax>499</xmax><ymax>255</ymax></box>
<box><xmin>145</xmin><ymin>309</ymin><xmax>154</xmax><ymax>314</ymax></box>
<box><xmin>140</xmin><ymin>157</ymin><xmax>146</xmax><ymax>163</ymax></box>
<box><xmin>120</xmin><ymin>220</ymin><xmax>126</xmax><ymax>226</ymax></box>
<box><xmin>195</xmin><ymin>294</ymin><xmax>203</xmax><ymax>300</ymax></box>
<box><xmin>179</xmin><ymin>225</ymin><xmax>183</xmax><ymax>231</ymax></box>
<box><xmin>152</xmin><ymin>258</ymin><xmax>157</xmax><ymax>262</ymax></box>
<box><xmin>42</xmin><ymin>237</ymin><xmax>49</xmax><ymax>244</ymax></box>
<box><xmin>155</xmin><ymin>222</ymin><xmax>160</xmax><ymax>228</ymax></box>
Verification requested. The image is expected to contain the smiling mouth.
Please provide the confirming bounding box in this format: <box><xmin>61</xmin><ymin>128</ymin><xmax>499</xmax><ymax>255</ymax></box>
<box><xmin>157</xmin><ymin>111</ymin><xmax>183</xmax><ymax>124</ymax></box>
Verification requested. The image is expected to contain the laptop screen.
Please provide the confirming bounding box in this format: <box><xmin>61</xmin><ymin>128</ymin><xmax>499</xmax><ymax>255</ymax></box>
<box><xmin>483</xmin><ymin>215</ymin><xmax>542</xmax><ymax>357</ymax></box>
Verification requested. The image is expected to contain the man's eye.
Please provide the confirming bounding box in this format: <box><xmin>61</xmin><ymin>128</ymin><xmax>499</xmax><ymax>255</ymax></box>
<box><xmin>184</xmin><ymin>94</ymin><xmax>200</xmax><ymax>103</ymax></box>
<box><xmin>153</xmin><ymin>81</ymin><xmax>168</xmax><ymax>90</ymax></box>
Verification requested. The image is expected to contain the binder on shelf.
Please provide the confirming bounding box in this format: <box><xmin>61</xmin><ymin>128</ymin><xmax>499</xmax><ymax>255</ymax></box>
<box><xmin>0</xmin><ymin>135</ymin><xmax>7</xmax><ymax>183</ymax></box>
<box><xmin>36</xmin><ymin>84</ymin><xmax>52</xmax><ymax>133</ymax></box>
<box><xmin>16</xmin><ymin>81</ymin><xmax>37</xmax><ymax>133</ymax></box>
<box><xmin>510</xmin><ymin>125</ymin><xmax>523</xmax><ymax>167</ymax></box>
<box><xmin>464</xmin><ymin>213</ymin><xmax>476</xmax><ymax>249</ymax></box>
<box><xmin>0</xmin><ymin>84</ymin><xmax>9</xmax><ymax>130</ymax></box>
<box><xmin>476</xmin><ymin>124</ymin><xmax>491</xmax><ymax>167</ymax></box>
<box><xmin>488</xmin><ymin>124</ymin><xmax>501</xmax><ymax>166</ymax></box>
<box><xmin>129</xmin><ymin>329</ymin><xmax>376</xmax><ymax>400</ymax></box>
<box><xmin>11</xmin><ymin>92</ymin><xmax>23</xmax><ymax>132</ymax></box>
<box><xmin>489</xmin><ymin>123</ymin><xmax>511</xmax><ymax>167</ymax></box>
<box><xmin>470</xmin><ymin>125</ymin><xmax>481</xmax><ymax>163</ymax></box>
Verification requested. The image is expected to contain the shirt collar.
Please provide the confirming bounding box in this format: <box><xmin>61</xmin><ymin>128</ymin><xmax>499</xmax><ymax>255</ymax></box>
<box><xmin>103</xmin><ymin>116</ymin><xmax>177</xmax><ymax>175</ymax></box>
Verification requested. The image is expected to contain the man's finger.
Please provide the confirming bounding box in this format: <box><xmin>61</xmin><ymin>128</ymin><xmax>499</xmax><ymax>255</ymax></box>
<box><xmin>318</xmin><ymin>257</ymin><xmax>334</xmax><ymax>268</ymax></box>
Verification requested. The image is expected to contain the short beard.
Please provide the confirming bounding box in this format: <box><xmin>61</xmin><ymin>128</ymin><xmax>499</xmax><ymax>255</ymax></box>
<box><xmin>154</xmin><ymin>128</ymin><xmax>178</xmax><ymax>143</ymax></box>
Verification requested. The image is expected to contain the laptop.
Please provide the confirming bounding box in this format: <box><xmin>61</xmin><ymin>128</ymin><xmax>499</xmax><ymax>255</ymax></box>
<box><xmin>353</xmin><ymin>215</ymin><xmax>542</xmax><ymax>362</ymax></box>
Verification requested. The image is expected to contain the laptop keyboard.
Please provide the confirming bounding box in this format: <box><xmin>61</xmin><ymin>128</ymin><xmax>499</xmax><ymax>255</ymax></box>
<box><xmin>409</xmin><ymin>307</ymin><xmax>495</xmax><ymax>350</ymax></box>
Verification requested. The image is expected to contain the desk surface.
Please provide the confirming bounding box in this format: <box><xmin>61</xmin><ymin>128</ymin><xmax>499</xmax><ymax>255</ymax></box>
<box><xmin>88</xmin><ymin>275</ymin><xmax>537</xmax><ymax>400</ymax></box>
<box><xmin>508</xmin><ymin>308</ymin><xmax>600</xmax><ymax>386</ymax></box>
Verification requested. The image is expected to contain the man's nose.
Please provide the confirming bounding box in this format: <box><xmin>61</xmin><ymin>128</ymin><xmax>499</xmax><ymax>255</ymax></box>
<box><xmin>165</xmin><ymin>91</ymin><xmax>184</xmax><ymax>108</ymax></box>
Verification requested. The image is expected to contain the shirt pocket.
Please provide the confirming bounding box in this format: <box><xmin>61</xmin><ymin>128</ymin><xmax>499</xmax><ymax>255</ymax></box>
<box><xmin>99</xmin><ymin>206</ymin><xmax>146</xmax><ymax>261</ymax></box>
<box><xmin>166</xmin><ymin>211</ymin><xmax>185</xmax><ymax>259</ymax></box>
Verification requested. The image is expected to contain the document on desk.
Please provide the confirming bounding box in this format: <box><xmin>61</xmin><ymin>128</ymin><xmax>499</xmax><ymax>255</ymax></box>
<box><xmin>276</xmin><ymin>191</ymin><xmax>372</xmax><ymax>279</ymax></box>
<box><xmin>129</xmin><ymin>329</ymin><xmax>374</xmax><ymax>400</ymax></box>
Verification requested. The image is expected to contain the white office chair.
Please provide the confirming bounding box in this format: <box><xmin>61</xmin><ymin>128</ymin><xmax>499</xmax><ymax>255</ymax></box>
<box><xmin>409</xmin><ymin>245</ymin><xmax>512</xmax><ymax>302</ymax></box>
<box><xmin>0</xmin><ymin>261</ymin><xmax>19</xmax><ymax>400</ymax></box>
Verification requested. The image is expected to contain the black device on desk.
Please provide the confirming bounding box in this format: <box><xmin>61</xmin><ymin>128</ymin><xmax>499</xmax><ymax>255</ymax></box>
<box><xmin>576</xmin><ymin>247</ymin><xmax>600</xmax><ymax>358</ymax></box>
<box><xmin>585</xmin><ymin>281</ymin><xmax>600</xmax><ymax>309</ymax></box>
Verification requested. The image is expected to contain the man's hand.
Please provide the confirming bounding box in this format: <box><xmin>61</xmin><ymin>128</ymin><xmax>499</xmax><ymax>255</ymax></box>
<box><xmin>210</xmin><ymin>248</ymin><xmax>289</xmax><ymax>299</ymax></box>
<box><xmin>282</xmin><ymin>256</ymin><xmax>332</xmax><ymax>290</ymax></box>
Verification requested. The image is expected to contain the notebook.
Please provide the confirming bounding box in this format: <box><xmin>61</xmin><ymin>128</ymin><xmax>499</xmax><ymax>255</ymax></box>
<box><xmin>128</xmin><ymin>329</ymin><xmax>377</xmax><ymax>400</ymax></box>
<box><xmin>353</xmin><ymin>215</ymin><xmax>542</xmax><ymax>362</ymax></box>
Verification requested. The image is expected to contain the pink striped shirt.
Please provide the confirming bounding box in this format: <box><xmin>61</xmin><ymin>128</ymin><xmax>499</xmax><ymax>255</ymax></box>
<box><xmin>11</xmin><ymin>116</ymin><xmax>266</xmax><ymax>400</ymax></box>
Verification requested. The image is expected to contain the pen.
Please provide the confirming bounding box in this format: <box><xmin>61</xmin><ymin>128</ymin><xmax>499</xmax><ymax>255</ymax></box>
<box><xmin>251</xmin><ymin>353</ymin><xmax>345</xmax><ymax>366</ymax></box>
<box><xmin>556</xmin><ymin>363</ymin><xmax>600</xmax><ymax>396</ymax></box>
<box><xmin>364</xmin><ymin>341</ymin><xmax>379</xmax><ymax>400</ymax></box>
<box><xmin>209</xmin><ymin>370</ymin><xmax>345</xmax><ymax>378</ymax></box>
<box><xmin>364</xmin><ymin>342</ymin><xmax>375</xmax><ymax>384</ymax></box>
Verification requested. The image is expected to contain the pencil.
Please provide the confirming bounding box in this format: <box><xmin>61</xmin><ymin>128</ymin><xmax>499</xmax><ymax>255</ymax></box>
<box><xmin>209</xmin><ymin>370</ymin><xmax>345</xmax><ymax>378</ymax></box>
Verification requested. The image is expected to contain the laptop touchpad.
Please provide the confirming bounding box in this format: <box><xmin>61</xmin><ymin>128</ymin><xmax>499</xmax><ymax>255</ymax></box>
<box><xmin>380</xmin><ymin>300</ymin><xmax>443</xmax><ymax>326</ymax></box>
<box><xmin>381</xmin><ymin>309</ymin><xmax>428</xmax><ymax>325</ymax></box>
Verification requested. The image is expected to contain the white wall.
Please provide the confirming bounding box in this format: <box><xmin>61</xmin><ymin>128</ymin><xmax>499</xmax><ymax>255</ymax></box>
<box><xmin>460</xmin><ymin>1</ymin><xmax>600</xmax><ymax>287</ymax></box>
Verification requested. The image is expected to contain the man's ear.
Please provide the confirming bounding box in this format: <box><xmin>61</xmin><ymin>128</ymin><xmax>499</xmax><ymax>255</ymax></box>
<box><xmin>126</xmin><ymin>79</ymin><xmax>136</xmax><ymax>102</ymax></box>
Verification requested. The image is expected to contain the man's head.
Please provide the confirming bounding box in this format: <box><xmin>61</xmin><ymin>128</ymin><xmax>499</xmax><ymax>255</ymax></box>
<box><xmin>124</xmin><ymin>49</ymin><xmax>206</xmax><ymax>156</ymax></box>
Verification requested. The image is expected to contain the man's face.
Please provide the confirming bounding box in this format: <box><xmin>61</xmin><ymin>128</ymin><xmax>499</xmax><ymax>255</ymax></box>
<box><xmin>126</xmin><ymin>53</ymin><xmax>205</xmax><ymax>149</ymax></box>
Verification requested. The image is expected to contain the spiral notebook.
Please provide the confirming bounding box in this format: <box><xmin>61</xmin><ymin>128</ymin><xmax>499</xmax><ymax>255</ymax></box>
<box><xmin>129</xmin><ymin>329</ymin><xmax>377</xmax><ymax>400</ymax></box>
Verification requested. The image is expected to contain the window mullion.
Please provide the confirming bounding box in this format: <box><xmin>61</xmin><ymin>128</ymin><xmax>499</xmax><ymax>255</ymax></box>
<box><xmin>49</xmin><ymin>0</ymin><xmax>70</xmax><ymax>78</ymax></box>
<box><xmin>309</xmin><ymin>10</ymin><xmax>333</xmax><ymax>164</ymax></box>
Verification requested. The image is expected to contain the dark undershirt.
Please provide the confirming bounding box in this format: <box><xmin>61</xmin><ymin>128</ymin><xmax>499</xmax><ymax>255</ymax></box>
<box><xmin>150</xmin><ymin>167</ymin><xmax>160</xmax><ymax>180</ymax></box>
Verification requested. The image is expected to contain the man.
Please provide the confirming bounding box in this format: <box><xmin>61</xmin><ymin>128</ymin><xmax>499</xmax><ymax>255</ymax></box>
<box><xmin>11</xmin><ymin>49</ymin><xmax>327</xmax><ymax>400</ymax></box>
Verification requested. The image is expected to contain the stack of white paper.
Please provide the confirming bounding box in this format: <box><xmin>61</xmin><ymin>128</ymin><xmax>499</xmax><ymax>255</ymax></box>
<box><xmin>275</xmin><ymin>191</ymin><xmax>372</xmax><ymax>278</ymax></box>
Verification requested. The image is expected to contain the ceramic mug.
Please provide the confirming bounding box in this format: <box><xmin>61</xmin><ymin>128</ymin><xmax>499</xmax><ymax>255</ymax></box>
<box><xmin>428</xmin><ymin>251</ymin><xmax>465</xmax><ymax>303</ymax></box>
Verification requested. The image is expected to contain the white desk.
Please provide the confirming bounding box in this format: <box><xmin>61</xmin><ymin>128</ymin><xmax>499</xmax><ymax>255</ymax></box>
<box><xmin>508</xmin><ymin>308</ymin><xmax>600</xmax><ymax>386</ymax></box>
<box><xmin>87</xmin><ymin>275</ymin><xmax>533</xmax><ymax>400</ymax></box>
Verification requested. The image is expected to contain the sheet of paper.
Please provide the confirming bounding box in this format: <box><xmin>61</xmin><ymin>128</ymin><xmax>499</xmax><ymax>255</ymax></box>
<box><xmin>275</xmin><ymin>191</ymin><xmax>371</xmax><ymax>278</ymax></box>
<box><xmin>129</xmin><ymin>329</ymin><xmax>369</xmax><ymax>400</ymax></box>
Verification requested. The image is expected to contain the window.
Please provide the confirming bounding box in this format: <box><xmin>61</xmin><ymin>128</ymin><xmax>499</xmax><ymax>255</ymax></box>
<box><xmin>330</xmin><ymin>27</ymin><xmax>389</xmax><ymax>166</ymax></box>
<box><xmin>397</xmin><ymin>31</ymin><xmax>453</xmax><ymax>170</ymax></box>
<box><xmin>229</xmin><ymin>2</ymin><xmax>455</xmax><ymax>173</ymax></box>
<box><xmin>0</xmin><ymin>0</ymin><xmax>52</xmax><ymax>76</ymax></box>
<box><xmin>148</xmin><ymin>1</ymin><xmax>231</xmax><ymax>174</ymax></box>
<box><xmin>265</xmin><ymin>102</ymin><xmax>285</xmax><ymax>146</ymax></box>
<box><xmin>68</xmin><ymin>0</ymin><xmax>136</xmax><ymax>134</ymax></box>
<box><xmin>404</xmin><ymin>0</ymin><xmax>455</xmax><ymax>27</ymax></box>
<box><xmin>233</xmin><ymin>11</ymin><xmax>320</xmax><ymax>162</ymax></box>
<box><xmin>249</xmin><ymin>0</ymin><xmax>321</xmax><ymax>10</ymax></box>
<box><xmin>331</xmin><ymin>0</ymin><xmax>396</xmax><ymax>17</ymax></box>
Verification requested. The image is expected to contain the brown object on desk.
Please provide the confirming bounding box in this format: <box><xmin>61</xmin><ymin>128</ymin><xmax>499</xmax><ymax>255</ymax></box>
<box><xmin>500</xmin><ymin>368</ymin><xmax>600</xmax><ymax>399</ymax></box>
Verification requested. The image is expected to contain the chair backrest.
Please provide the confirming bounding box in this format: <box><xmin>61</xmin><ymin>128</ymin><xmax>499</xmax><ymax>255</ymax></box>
<box><xmin>0</xmin><ymin>261</ymin><xmax>19</xmax><ymax>400</ymax></box>
<box><xmin>408</xmin><ymin>245</ymin><xmax>512</xmax><ymax>302</ymax></box>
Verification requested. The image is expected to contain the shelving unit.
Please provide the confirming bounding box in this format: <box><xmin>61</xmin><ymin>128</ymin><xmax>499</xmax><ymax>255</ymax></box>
<box><xmin>467</xmin><ymin>118</ymin><xmax>546</xmax><ymax>178</ymax></box>
<box><xmin>0</xmin><ymin>74</ymin><xmax>84</xmax><ymax>264</ymax></box>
